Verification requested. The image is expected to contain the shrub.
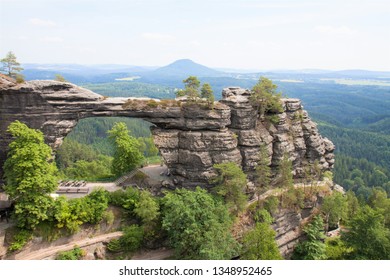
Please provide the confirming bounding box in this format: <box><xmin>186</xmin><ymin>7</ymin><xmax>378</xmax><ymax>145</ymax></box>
<box><xmin>102</xmin><ymin>210</ymin><xmax>115</xmax><ymax>226</ymax></box>
<box><xmin>8</xmin><ymin>228</ymin><xmax>32</xmax><ymax>252</ymax></box>
<box><xmin>56</xmin><ymin>247</ymin><xmax>85</xmax><ymax>260</ymax></box>
<box><xmin>146</xmin><ymin>100</ymin><xmax>158</xmax><ymax>108</ymax></box>
<box><xmin>264</xmin><ymin>196</ymin><xmax>279</xmax><ymax>214</ymax></box>
<box><xmin>107</xmin><ymin>225</ymin><xmax>144</xmax><ymax>253</ymax></box>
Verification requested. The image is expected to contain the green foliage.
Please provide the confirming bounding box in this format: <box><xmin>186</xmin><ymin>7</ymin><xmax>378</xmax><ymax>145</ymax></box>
<box><xmin>134</xmin><ymin>190</ymin><xmax>160</xmax><ymax>224</ymax></box>
<box><xmin>263</xmin><ymin>196</ymin><xmax>279</xmax><ymax>214</ymax></box>
<box><xmin>56</xmin><ymin>138</ymin><xmax>114</xmax><ymax>180</ymax></box>
<box><xmin>255</xmin><ymin>144</ymin><xmax>272</xmax><ymax>195</ymax></box>
<box><xmin>107</xmin><ymin>225</ymin><xmax>144</xmax><ymax>253</ymax></box>
<box><xmin>102</xmin><ymin>210</ymin><xmax>115</xmax><ymax>226</ymax></box>
<box><xmin>322</xmin><ymin>191</ymin><xmax>348</xmax><ymax>229</ymax></box>
<box><xmin>55</xmin><ymin>74</ymin><xmax>67</xmax><ymax>82</ymax></box>
<box><xmin>254</xmin><ymin>209</ymin><xmax>273</xmax><ymax>224</ymax></box>
<box><xmin>81</xmin><ymin>188</ymin><xmax>110</xmax><ymax>224</ymax></box>
<box><xmin>0</xmin><ymin>51</ymin><xmax>23</xmax><ymax>77</ymax></box>
<box><xmin>109</xmin><ymin>188</ymin><xmax>140</xmax><ymax>213</ymax></box>
<box><xmin>281</xmin><ymin>188</ymin><xmax>305</xmax><ymax>210</ymax></box>
<box><xmin>162</xmin><ymin>187</ymin><xmax>239</xmax><ymax>259</ymax></box>
<box><xmin>241</xmin><ymin>222</ymin><xmax>282</xmax><ymax>260</ymax></box>
<box><xmin>66</xmin><ymin>117</ymin><xmax>154</xmax><ymax>156</ymax></box>
<box><xmin>176</xmin><ymin>76</ymin><xmax>216</xmax><ymax>108</ymax></box>
<box><xmin>56</xmin><ymin>247</ymin><xmax>84</xmax><ymax>260</ymax></box>
<box><xmin>83</xmin><ymin>81</ymin><xmax>176</xmax><ymax>99</ymax></box>
<box><xmin>325</xmin><ymin>237</ymin><xmax>353</xmax><ymax>260</ymax></box>
<box><xmin>293</xmin><ymin>215</ymin><xmax>326</xmax><ymax>260</ymax></box>
<box><xmin>4</xmin><ymin>121</ymin><xmax>58</xmax><ymax>229</ymax></box>
<box><xmin>200</xmin><ymin>83</ymin><xmax>215</xmax><ymax>107</ymax></box>
<box><xmin>8</xmin><ymin>228</ymin><xmax>33</xmax><ymax>252</ymax></box>
<box><xmin>53</xmin><ymin>196</ymin><xmax>83</xmax><ymax>234</ymax></box>
<box><xmin>108</xmin><ymin>122</ymin><xmax>144</xmax><ymax>177</ymax></box>
<box><xmin>62</xmin><ymin>156</ymin><xmax>113</xmax><ymax>180</ymax></box>
<box><xmin>15</xmin><ymin>74</ymin><xmax>25</xmax><ymax>83</ymax></box>
<box><xmin>212</xmin><ymin>162</ymin><xmax>248</xmax><ymax>215</ymax></box>
<box><xmin>249</xmin><ymin>77</ymin><xmax>283</xmax><ymax>116</ymax></box>
<box><xmin>176</xmin><ymin>76</ymin><xmax>201</xmax><ymax>101</ymax></box>
<box><xmin>342</xmin><ymin>205</ymin><xmax>390</xmax><ymax>259</ymax></box>
<box><xmin>48</xmin><ymin>189</ymin><xmax>110</xmax><ymax>234</ymax></box>
<box><xmin>278</xmin><ymin>153</ymin><xmax>294</xmax><ymax>189</ymax></box>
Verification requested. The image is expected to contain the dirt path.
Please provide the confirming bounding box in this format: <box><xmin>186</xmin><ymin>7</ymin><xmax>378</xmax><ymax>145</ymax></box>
<box><xmin>15</xmin><ymin>231</ymin><xmax>123</xmax><ymax>260</ymax></box>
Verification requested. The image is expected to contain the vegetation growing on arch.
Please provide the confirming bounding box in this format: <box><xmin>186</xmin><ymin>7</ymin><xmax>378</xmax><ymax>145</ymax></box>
<box><xmin>176</xmin><ymin>76</ymin><xmax>215</xmax><ymax>108</ymax></box>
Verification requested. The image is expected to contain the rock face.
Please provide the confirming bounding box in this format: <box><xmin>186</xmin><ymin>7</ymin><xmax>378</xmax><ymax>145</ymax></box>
<box><xmin>0</xmin><ymin>75</ymin><xmax>334</xmax><ymax>186</ymax></box>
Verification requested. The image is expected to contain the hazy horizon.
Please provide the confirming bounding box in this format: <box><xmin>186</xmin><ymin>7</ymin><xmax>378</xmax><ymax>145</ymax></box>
<box><xmin>1</xmin><ymin>0</ymin><xmax>389</xmax><ymax>71</ymax></box>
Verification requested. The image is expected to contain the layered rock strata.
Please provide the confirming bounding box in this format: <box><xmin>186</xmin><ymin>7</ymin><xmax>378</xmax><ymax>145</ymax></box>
<box><xmin>0</xmin><ymin>76</ymin><xmax>334</xmax><ymax>186</ymax></box>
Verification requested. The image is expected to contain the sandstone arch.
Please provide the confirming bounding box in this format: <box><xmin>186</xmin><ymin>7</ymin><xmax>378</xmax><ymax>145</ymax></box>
<box><xmin>0</xmin><ymin>76</ymin><xmax>335</xmax><ymax>186</ymax></box>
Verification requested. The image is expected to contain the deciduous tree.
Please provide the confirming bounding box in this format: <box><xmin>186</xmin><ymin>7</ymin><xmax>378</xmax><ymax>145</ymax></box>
<box><xmin>4</xmin><ymin>121</ymin><xmax>58</xmax><ymax>229</ymax></box>
<box><xmin>342</xmin><ymin>206</ymin><xmax>390</xmax><ymax>259</ymax></box>
<box><xmin>162</xmin><ymin>187</ymin><xmax>239</xmax><ymax>259</ymax></box>
<box><xmin>108</xmin><ymin>122</ymin><xmax>144</xmax><ymax>177</ymax></box>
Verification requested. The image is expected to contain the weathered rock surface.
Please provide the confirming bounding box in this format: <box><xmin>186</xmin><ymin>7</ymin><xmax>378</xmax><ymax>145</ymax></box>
<box><xmin>0</xmin><ymin>75</ymin><xmax>334</xmax><ymax>186</ymax></box>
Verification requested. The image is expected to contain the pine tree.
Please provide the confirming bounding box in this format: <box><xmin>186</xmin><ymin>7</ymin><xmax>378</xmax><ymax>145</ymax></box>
<box><xmin>1</xmin><ymin>51</ymin><xmax>24</xmax><ymax>78</ymax></box>
<box><xmin>278</xmin><ymin>153</ymin><xmax>294</xmax><ymax>188</ymax></box>
<box><xmin>255</xmin><ymin>144</ymin><xmax>272</xmax><ymax>200</ymax></box>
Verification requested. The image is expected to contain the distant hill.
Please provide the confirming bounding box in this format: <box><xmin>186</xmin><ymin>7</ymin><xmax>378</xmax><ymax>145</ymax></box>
<box><xmin>151</xmin><ymin>59</ymin><xmax>222</xmax><ymax>77</ymax></box>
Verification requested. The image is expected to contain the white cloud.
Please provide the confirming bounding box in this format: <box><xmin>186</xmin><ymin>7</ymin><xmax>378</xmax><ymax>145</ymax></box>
<box><xmin>315</xmin><ymin>25</ymin><xmax>358</xmax><ymax>35</ymax></box>
<box><xmin>141</xmin><ymin>32</ymin><xmax>176</xmax><ymax>43</ymax></box>
<box><xmin>29</xmin><ymin>18</ymin><xmax>57</xmax><ymax>27</ymax></box>
<box><xmin>41</xmin><ymin>36</ymin><xmax>64</xmax><ymax>43</ymax></box>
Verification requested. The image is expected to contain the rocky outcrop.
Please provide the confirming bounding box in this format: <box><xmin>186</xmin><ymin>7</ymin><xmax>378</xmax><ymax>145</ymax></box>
<box><xmin>0</xmin><ymin>75</ymin><xmax>334</xmax><ymax>186</ymax></box>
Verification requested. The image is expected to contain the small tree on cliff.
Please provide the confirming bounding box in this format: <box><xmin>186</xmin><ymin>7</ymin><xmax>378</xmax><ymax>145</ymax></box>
<box><xmin>176</xmin><ymin>76</ymin><xmax>201</xmax><ymax>101</ymax></box>
<box><xmin>249</xmin><ymin>77</ymin><xmax>283</xmax><ymax>116</ymax></box>
<box><xmin>201</xmin><ymin>82</ymin><xmax>215</xmax><ymax>107</ymax></box>
<box><xmin>3</xmin><ymin>121</ymin><xmax>58</xmax><ymax>229</ymax></box>
<box><xmin>255</xmin><ymin>144</ymin><xmax>272</xmax><ymax>200</ymax></box>
<box><xmin>278</xmin><ymin>153</ymin><xmax>294</xmax><ymax>189</ymax></box>
<box><xmin>0</xmin><ymin>51</ymin><xmax>24</xmax><ymax>78</ymax></box>
<box><xmin>108</xmin><ymin>122</ymin><xmax>144</xmax><ymax>177</ymax></box>
<box><xmin>212</xmin><ymin>162</ymin><xmax>248</xmax><ymax>216</ymax></box>
<box><xmin>292</xmin><ymin>215</ymin><xmax>326</xmax><ymax>260</ymax></box>
<box><xmin>241</xmin><ymin>211</ymin><xmax>282</xmax><ymax>260</ymax></box>
<box><xmin>54</xmin><ymin>74</ymin><xmax>67</xmax><ymax>82</ymax></box>
<box><xmin>176</xmin><ymin>76</ymin><xmax>215</xmax><ymax>106</ymax></box>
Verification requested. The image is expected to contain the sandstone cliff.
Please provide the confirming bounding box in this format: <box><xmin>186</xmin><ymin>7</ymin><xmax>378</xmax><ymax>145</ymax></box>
<box><xmin>0</xmin><ymin>75</ymin><xmax>334</xmax><ymax>186</ymax></box>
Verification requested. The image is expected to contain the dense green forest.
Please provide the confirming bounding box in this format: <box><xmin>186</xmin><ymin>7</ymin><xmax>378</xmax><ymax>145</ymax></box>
<box><xmin>56</xmin><ymin>117</ymin><xmax>159</xmax><ymax>180</ymax></box>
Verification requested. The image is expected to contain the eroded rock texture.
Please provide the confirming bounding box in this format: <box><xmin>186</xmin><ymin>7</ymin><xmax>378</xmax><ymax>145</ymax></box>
<box><xmin>0</xmin><ymin>75</ymin><xmax>334</xmax><ymax>186</ymax></box>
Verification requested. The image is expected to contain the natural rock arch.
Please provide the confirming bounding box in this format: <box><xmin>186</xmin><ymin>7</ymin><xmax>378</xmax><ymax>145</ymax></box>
<box><xmin>0</xmin><ymin>76</ymin><xmax>335</xmax><ymax>186</ymax></box>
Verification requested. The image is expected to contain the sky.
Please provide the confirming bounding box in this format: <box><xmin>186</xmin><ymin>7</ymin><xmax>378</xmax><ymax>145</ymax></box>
<box><xmin>0</xmin><ymin>0</ymin><xmax>389</xmax><ymax>71</ymax></box>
